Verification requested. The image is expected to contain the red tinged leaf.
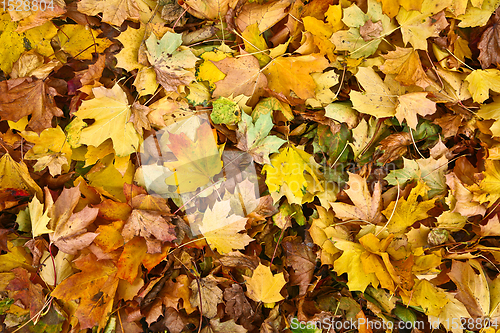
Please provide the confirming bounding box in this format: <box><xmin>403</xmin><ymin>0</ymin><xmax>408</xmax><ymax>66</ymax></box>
<box><xmin>0</xmin><ymin>78</ymin><xmax>63</xmax><ymax>133</ymax></box>
<box><xmin>51</xmin><ymin>254</ymin><xmax>119</xmax><ymax>330</ymax></box>
<box><xmin>6</xmin><ymin>268</ymin><xmax>45</xmax><ymax>319</ymax></box>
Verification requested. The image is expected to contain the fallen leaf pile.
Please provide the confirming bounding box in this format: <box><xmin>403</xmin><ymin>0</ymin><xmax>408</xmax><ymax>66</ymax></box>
<box><xmin>2</xmin><ymin>0</ymin><xmax>500</xmax><ymax>332</ymax></box>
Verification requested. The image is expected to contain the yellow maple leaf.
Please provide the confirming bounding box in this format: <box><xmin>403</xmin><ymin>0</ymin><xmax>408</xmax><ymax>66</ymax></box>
<box><xmin>330</xmin><ymin>173</ymin><xmax>384</xmax><ymax>224</ymax></box>
<box><xmin>71</xmin><ymin>84</ymin><xmax>141</xmax><ymax>157</ymax></box>
<box><xmin>241</xmin><ymin>23</ymin><xmax>272</xmax><ymax>66</ymax></box>
<box><xmin>380</xmin><ymin>47</ymin><xmax>431</xmax><ymax>88</ymax></box>
<box><xmin>350</xmin><ymin>67</ymin><xmax>397</xmax><ymax>118</ymax></box>
<box><xmin>115</xmin><ymin>25</ymin><xmax>145</xmax><ymax>72</ymax></box>
<box><xmin>331</xmin><ymin>0</ymin><xmax>396</xmax><ymax>58</ymax></box>
<box><xmin>263</xmin><ymin>146</ymin><xmax>322</xmax><ymax>205</ymax></box>
<box><xmin>376</xmin><ymin>0</ymin><xmax>423</xmax><ymax>18</ymax></box>
<box><xmin>333</xmin><ymin>238</ymin><xmax>381</xmax><ymax>292</ymax></box>
<box><xmin>244</xmin><ymin>263</ymin><xmax>286</xmax><ymax>303</ymax></box>
<box><xmin>163</xmin><ymin>121</ymin><xmax>223</xmax><ymax>193</ymax></box>
<box><xmin>0</xmin><ymin>153</ymin><xmax>42</xmax><ymax>200</ymax></box>
<box><xmin>0</xmin><ymin>14</ymin><xmax>57</xmax><ymax>74</ymax></box>
<box><xmin>56</xmin><ymin>24</ymin><xmax>113</xmax><ymax>61</ymax></box>
<box><xmin>263</xmin><ymin>54</ymin><xmax>329</xmax><ymax>100</ymax></box>
<box><xmin>195</xmin><ymin>199</ymin><xmax>253</xmax><ymax>254</ymax></box>
<box><xmin>86</xmin><ymin>154</ymin><xmax>135</xmax><ymax>202</ymax></box>
<box><xmin>400</xmin><ymin>279</ymin><xmax>449</xmax><ymax>316</ymax></box>
<box><xmin>51</xmin><ymin>254</ymin><xmax>119</xmax><ymax>331</ymax></box>
<box><xmin>396</xmin><ymin>0</ymin><xmax>452</xmax><ymax>50</ymax></box>
<box><xmin>302</xmin><ymin>16</ymin><xmax>336</xmax><ymax>61</ymax></box>
<box><xmin>457</xmin><ymin>0</ymin><xmax>499</xmax><ymax>28</ymax></box>
<box><xmin>396</xmin><ymin>92</ymin><xmax>436</xmax><ymax>129</ymax></box>
<box><xmin>197</xmin><ymin>49</ymin><xmax>228</xmax><ymax>90</ymax></box>
<box><xmin>472</xmin><ymin>159</ymin><xmax>500</xmax><ymax>207</ymax></box>
<box><xmin>28</xmin><ymin>195</ymin><xmax>52</xmax><ymax>238</ymax></box>
<box><xmin>21</xmin><ymin>126</ymin><xmax>72</xmax><ymax>176</ymax></box>
<box><xmin>466</xmin><ymin>69</ymin><xmax>500</xmax><ymax>103</ymax></box>
<box><xmin>309</xmin><ymin>206</ymin><xmax>350</xmax><ymax>265</ymax></box>
<box><xmin>77</xmin><ymin>0</ymin><xmax>141</xmax><ymax>26</ymax></box>
<box><xmin>382</xmin><ymin>181</ymin><xmax>437</xmax><ymax>234</ymax></box>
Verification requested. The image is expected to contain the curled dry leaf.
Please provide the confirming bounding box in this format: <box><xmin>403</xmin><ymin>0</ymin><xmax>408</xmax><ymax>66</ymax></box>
<box><xmin>122</xmin><ymin>209</ymin><xmax>176</xmax><ymax>254</ymax></box>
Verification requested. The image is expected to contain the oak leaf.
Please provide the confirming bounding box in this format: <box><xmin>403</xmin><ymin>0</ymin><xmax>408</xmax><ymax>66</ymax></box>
<box><xmin>244</xmin><ymin>263</ymin><xmax>286</xmax><ymax>303</ymax></box>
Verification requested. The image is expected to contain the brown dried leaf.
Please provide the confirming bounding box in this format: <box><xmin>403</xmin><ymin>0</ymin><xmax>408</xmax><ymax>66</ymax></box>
<box><xmin>6</xmin><ymin>267</ymin><xmax>45</xmax><ymax>319</ymax></box>
<box><xmin>164</xmin><ymin>307</ymin><xmax>187</xmax><ymax>333</ymax></box>
<box><xmin>189</xmin><ymin>275</ymin><xmax>223</xmax><ymax>319</ymax></box>
<box><xmin>478</xmin><ymin>12</ymin><xmax>500</xmax><ymax>68</ymax></box>
<box><xmin>380</xmin><ymin>47</ymin><xmax>431</xmax><ymax>88</ymax></box>
<box><xmin>360</xmin><ymin>20</ymin><xmax>383</xmax><ymax>41</ymax></box>
<box><xmin>212</xmin><ymin>55</ymin><xmax>268</xmax><ymax>102</ymax></box>
<box><xmin>377</xmin><ymin>132</ymin><xmax>411</xmax><ymax>164</ymax></box>
<box><xmin>0</xmin><ymin>78</ymin><xmax>63</xmax><ymax>133</ymax></box>
<box><xmin>122</xmin><ymin>210</ymin><xmax>176</xmax><ymax>254</ymax></box>
<box><xmin>282</xmin><ymin>236</ymin><xmax>316</xmax><ymax>296</ymax></box>
<box><xmin>224</xmin><ymin>284</ymin><xmax>253</xmax><ymax>321</ymax></box>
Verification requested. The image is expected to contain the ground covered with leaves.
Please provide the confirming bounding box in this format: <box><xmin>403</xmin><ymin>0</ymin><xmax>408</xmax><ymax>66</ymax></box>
<box><xmin>1</xmin><ymin>0</ymin><xmax>500</xmax><ymax>332</ymax></box>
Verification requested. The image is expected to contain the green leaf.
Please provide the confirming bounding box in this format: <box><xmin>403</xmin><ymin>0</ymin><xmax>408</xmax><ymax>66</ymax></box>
<box><xmin>236</xmin><ymin>112</ymin><xmax>286</xmax><ymax>164</ymax></box>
